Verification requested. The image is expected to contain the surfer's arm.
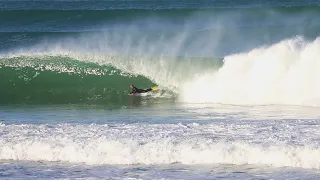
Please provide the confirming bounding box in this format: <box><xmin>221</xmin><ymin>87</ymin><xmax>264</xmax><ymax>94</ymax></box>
<box><xmin>129</xmin><ymin>88</ymin><xmax>137</xmax><ymax>94</ymax></box>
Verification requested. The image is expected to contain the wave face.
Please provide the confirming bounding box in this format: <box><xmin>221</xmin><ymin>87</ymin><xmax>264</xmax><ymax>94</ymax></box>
<box><xmin>0</xmin><ymin>56</ymin><xmax>152</xmax><ymax>105</ymax></box>
<box><xmin>0</xmin><ymin>54</ymin><xmax>221</xmax><ymax>105</ymax></box>
<box><xmin>181</xmin><ymin>37</ymin><xmax>320</xmax><ymax>106</ymax></box>
<box><xmin>1</xmin><ymin>122</ymin><xmax>319</xmax><ymax>169</ymax></box>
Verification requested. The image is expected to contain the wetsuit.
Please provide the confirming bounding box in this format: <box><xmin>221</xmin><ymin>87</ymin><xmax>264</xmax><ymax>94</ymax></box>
<box><xmin>130</xmin><ymin>87</ymin><xmax>152</xmax><ymax>94</ymax></box>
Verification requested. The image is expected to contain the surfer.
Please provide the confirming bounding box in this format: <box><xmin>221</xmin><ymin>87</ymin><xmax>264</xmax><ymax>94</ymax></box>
<box><xmin>129</xmin><ymin>84</ymin><xmax>153</xmax><ymax>94</ymax></box>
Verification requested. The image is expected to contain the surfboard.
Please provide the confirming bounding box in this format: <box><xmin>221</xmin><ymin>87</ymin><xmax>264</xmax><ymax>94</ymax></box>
<box><xmin>151</xmin><ymin>87</ymin><xmax>159</xmax><ymax>91</ymax></box>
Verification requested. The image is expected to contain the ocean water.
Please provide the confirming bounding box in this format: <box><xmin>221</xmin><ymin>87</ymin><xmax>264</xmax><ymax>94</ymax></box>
<box><xmin>1</xmin><ymin>0</ymin><xmax>320</xmax><ymax>179</ymax></box>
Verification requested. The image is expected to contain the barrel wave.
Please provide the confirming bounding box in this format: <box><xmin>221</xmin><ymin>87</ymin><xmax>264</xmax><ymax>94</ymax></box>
<box><xmin>2</xmin><ymin>36</ymin><xmax>320</xmax><ymax>106</ymax></box>
<box><xmin>0</xmin><ymin>56</ymin><xmax>156</xmax><ymax>105</ymax></box>
<box><xmin>0</xmin><ymin>53</ymin><xmax>221</xmax><ymax>105</ymax></box>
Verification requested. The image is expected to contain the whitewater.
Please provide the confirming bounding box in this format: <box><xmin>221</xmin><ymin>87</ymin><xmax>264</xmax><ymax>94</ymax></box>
<box><xmin>182</xmin><ymin>37</ymin><xmax>320</xmax><ymax>106</ymax></box>
<box><xmin>1</xmin><ymin>104</ymin><xmax>320</xmax><ymax>179</ymax></box>
<box><xmin>1</xmin><ymin>121</ymin><xmax>320</xmax><ymax>168</ymax></box>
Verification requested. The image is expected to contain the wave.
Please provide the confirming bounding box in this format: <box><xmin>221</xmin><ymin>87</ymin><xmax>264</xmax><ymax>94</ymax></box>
<box><xmin>0</xmin><ymin>54</ymin><xmax>221</xmax><ymax>105</ymax></box>
<box><xmin>2</xmin><ymin>36</ymin><xmax>320</xmax><ymax>106</ymax></box>
<box><xmin>181</xmin><ymin>36</ymin><xmax>320</xmax><ymax>106</ymax></box>
<box><xmin>0</xmin><ymin>56</ymin><xmax>151</xmax><ymax>105</ymax></box>
<box><xmin>0</xmin><ymin>123</ymin><xmax>319</xmax><ymax>169</ymax></box>
<box><xmin>1</xmin><ymin>6</ymin><xmax>320</xmax><ymax>107</ymax></box>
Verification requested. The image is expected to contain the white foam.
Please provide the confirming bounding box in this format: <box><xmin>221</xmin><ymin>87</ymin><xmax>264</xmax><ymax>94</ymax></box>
<box><xmin>0</xmin><ymin>123</ymin><xmax>319</xmax><ymax>169</ymax></box>
<box><xmin>180</xmin><ymin>37</ymin><xmax>320</xmax><ymax>106</ymax></box>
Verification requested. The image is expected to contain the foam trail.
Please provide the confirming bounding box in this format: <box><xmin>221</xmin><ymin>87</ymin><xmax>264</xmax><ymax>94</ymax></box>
<box><xmin>181</xmin><ymin>37</ymin><xmax>320</xmax><ymax>106</ymax></box>
<box><xmin>0</xmin><ymin>123</ymin><xmax>320</xmax><ymax>169</ymax></box>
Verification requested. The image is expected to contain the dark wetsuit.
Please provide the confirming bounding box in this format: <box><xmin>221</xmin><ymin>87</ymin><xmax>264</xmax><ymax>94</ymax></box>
<box><xmin>130</xmin><ymin>87</ymin><xmax>152</xmax><ymax>94</ymax></box>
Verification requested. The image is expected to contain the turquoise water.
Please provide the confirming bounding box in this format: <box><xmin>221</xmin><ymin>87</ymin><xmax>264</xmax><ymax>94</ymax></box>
<box><xmin>1</xmin><ymin>0</ymin><xmax>320</xmax><ymax>179</ymax></box>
